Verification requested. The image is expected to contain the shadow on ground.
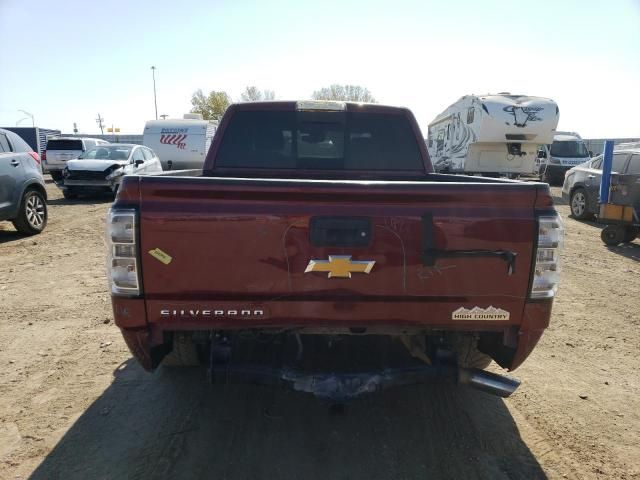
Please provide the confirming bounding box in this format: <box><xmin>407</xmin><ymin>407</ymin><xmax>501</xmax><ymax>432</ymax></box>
<box><xmin>564</xmin><ymin>216</ymin><xmax>640</xmax><ymax>261</ymax></box>
<box><xmin>30</xmin><ymin>360</ymin><xmax>546</xmax><ymax>480</ymax></box>
<box><xmin>607</xmin><ymin>241</ymin><xmax>640</xmax><ymax>262</ymax></box>
<box><xmin>0</xmin><ymin>229</ymin><xmax>28</xmax><ymax>245</ymax></box>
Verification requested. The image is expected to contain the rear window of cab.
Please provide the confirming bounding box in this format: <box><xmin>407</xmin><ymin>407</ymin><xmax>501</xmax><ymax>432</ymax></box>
<box><xmin>215</xmin><ymin>110</ymin><xmax>424</xmax><ymax>172</ymax></box>
<box><xmin>46</xmin><ymin>139</ymin><xmax>84</xmax><ymax>151</ymax></box>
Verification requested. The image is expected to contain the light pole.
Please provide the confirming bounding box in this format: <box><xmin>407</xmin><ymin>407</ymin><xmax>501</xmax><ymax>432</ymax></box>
<box><xmin>151</xmin><ymin>66</ymin><xmax>158</xmax><ymax>120</ymax></box>
<box><xmin>96</xmin><ymin>113</ymin><xmax>105</xmax><ymax>134</ymax></box>
<box><xmin>17</xmin><ymin>109</ymin><xmax>34</xmax><ymax>127</ymax></box>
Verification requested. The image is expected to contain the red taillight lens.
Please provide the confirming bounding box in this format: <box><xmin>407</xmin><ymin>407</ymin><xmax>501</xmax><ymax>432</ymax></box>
<box><xmin>28</xmin><ymin>152</ymin><xmax>41</xmax><ymax>164</ymax></box>
<box><xmin>42</xmin><ymin>150</ymin><xmax>46</xmax><ymax>161</ymax></box>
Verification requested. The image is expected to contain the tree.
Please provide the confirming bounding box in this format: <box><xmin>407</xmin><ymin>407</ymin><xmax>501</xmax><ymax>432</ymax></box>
<box><xmin>311</xmin><ymin>84</ymin><xmax>377</xmax><ymax>103</ymax></box>
<box><xmin>190</xmin><ymin>89</ymin><xmax>231</xmax><ymax>121</ymax></box>
<box><xmin>240</xmin><ymin>86</ymin><xmax>276</xmax><ymax>102</ymax></box>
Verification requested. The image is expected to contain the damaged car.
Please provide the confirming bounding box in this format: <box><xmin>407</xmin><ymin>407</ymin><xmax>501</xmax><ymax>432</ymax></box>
<box><xmin>60</xmin><ymin>144</ymin><xmax>162</xmax><ymax>199</ymax></box>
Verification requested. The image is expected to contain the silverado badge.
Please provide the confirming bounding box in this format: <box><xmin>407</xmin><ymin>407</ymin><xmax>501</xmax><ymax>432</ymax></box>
<box><xmin>305</xmin><ymin>255</ymin><xmax>375</xmax><ymax>279</ymax></box>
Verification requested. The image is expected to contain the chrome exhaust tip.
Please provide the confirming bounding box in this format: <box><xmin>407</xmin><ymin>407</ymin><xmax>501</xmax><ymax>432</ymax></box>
<box><xmin>458</xmin><ymin>368</ymin><xmax>521</xmax><ymax>398</ymax></box>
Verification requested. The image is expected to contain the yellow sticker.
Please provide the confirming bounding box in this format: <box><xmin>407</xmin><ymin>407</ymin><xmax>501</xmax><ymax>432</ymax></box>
<box><xmin>148</xmin><ymin>248</ymin><xmax>172</xmax><ymax>265</ymax></box>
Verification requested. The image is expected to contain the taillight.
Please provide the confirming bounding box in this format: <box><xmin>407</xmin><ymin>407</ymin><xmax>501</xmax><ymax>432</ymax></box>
<box><xmin>28</xmin><ymin>152</ymin><xmax>41</xmax><ymax>164</ymax></box>
<box><xmin>42</xmin><ymin>151</ymin><xmax>47</xmax><ymax>161</ymax></box>
<box><xmin>530</xmin><ymin>215</ymin><xmax>564</xmax><ymax>299</ymax></box>
<box><xmin>106</xmin><ymin>209</ymin><xmax>141</xmax><ymax>296</ymax></box>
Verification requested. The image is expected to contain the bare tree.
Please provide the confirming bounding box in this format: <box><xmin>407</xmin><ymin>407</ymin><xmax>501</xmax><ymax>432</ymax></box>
<box><xmin>263</xmin><ymin>89</ymin><xmax>276</xmax><ymax>100</ymax></box>
<box><xmin>311</xmin><ymin>84</ymin><xmax>377</xmax><ymax>103</ymax></box>
<box><xmin>240</xmin><ymin>86</ymin><xmax>277</xmax><ymax>102</ymax></box>
<box><xmin>190</xmin><ymin>89</ymin><xmax>231</xmax><ymax>120</ymax></box>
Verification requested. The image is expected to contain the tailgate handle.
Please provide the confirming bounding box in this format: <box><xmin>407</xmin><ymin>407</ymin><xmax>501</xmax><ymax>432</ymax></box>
<box><xmin>310</xmin><ymin>217</ymin><xmax>372</xmax><ymax>247</ymax></box>
<box><xmin>421</xmin><ymin>214</ymin><xmax>517</xmax><ymax>275</ymax></box>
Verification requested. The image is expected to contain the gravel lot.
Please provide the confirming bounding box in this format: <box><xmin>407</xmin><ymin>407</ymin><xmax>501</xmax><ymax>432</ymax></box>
<box><xmin>1</xmin><ymin>179</ymin><xmax>639</xmax><ymax>479</ymax></box>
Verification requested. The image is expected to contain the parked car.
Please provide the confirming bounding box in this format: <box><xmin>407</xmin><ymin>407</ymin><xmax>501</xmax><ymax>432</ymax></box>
<box><xmin>61</xmin><ymin>144</ymin><xmax>162</xmax><ymax>199</ymax></box>
<box><xmin>562</xmin><ymin>147</ymin><xmax>640</xmax><ymax>220</ymax></box>
<box><xmin>0</xmin><ymin>128</ymin><xmax>47</xmax><ymax>235</ymax></box>
<box><xmin>44</xmin><ymin>137</ymin><xmax>109</xmax><ymax>181</ymax></box>
<box><xmin>108</xmin><ymin>101</ymin><xmax>564</xmax><ymax>400</ymax></box>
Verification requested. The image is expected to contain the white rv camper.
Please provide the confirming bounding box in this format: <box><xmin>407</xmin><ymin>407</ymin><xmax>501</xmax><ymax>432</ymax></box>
<box><xmin>427</xmin><ymin>93</ymin><xmax>559</xmax><ymax>176</ymax></box>
<box><xmin>142</xmin><ymin>114</ymin><xmax>217</xmax><ymax>170</ymax></box>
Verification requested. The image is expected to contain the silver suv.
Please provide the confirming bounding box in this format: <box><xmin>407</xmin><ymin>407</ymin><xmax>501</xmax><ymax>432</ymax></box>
<box><xmin>44</xmin><ymin>137</ymin><xmax>108</xmax><ymax>181</ymax></box>
<box><xmin>0</xmin><ymin>128</ymin><xmax>48</xmax><ymax>235</ymax></box>
<box><xmin>562</xmin><ymin>147</ymin><xmax>640</xmax><ymax>220</ymax></box>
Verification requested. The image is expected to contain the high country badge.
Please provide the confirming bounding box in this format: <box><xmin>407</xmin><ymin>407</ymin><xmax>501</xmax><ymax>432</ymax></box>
<box><xmin>452</xmin><ymin>306</ymin><xmax>510</xmax><ymax>321</ymax></box>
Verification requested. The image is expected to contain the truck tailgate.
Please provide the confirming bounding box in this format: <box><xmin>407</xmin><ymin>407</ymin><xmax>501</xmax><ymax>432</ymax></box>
<box><xmin>138</xmin><ymin>176</ymin><xmax>539</xmax><ymax>328</ymax></box>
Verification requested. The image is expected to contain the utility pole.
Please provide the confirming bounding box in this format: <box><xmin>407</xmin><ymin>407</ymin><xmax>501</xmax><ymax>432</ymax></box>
<box><xmin>96</xmin><ymin>114</ymin><xmax>105</xmax><ymax>134</ymax></box>
<box><xmin>151</xmin><ymin>66</ymin><xmax>158</xmax><ymax>120</ymax></box>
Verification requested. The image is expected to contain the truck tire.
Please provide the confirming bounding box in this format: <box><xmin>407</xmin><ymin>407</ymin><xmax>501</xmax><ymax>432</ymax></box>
<box><xmin>12</xmin><ymin>188</ymin><xmax>47</xmax><ymax>235</ymax></box>
<box><xmin>454</xmin><ymin>335</ymin><xmax>492</xmax><ymax>370</ymax></box>
<box><xmin>570</xmin><ymin>188</ymin><xmax>593</xmax><ymax>220</ymax></box>
<box><xmin>162</xmin><ymin>333</ymin><xmax>201</xmax><ymax>367</ymax></box>
<box><xmin>601</xmin><ymin>225</ymin><xmax>625</xmax><ymax>246</ymax></box>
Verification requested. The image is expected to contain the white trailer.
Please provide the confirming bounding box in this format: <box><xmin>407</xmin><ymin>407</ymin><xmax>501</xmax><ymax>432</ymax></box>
<box><xmin>427</xmin><ymin>93</ymin><xmax>559</xmax><ymax>176</ymax></box>
<box><xmin>143</xmin><ymin>114</ymin><xmax>217</xmax><ymax>170</ymax></box>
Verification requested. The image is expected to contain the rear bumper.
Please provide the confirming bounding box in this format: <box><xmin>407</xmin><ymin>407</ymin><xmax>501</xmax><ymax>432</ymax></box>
<box><xmin>45</xmin><ymin>165</ymin><xmax>64</xmax><ymax>173</ymax></box>
<box><xmin>113</xmin><ymin>297</ymin><xmax>552</xmax><ymax>372</ymax></box>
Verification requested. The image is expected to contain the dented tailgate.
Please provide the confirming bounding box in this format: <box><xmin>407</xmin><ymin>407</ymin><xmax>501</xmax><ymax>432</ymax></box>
<box><xmin>138</xmin><ymin>176</ymin><xmax>539</xmax><ymax>329</ymax></box>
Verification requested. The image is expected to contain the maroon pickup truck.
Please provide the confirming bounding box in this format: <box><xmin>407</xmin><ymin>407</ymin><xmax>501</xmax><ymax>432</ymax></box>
<box><xmin>107</xmin><ymin>101</ymin><xmax>563</xmax><ymax>400</ymax></box>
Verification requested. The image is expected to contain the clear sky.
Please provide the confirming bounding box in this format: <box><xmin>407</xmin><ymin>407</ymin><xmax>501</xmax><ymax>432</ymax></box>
<box><xmin>1</xmin><ymin>0</ymin><xmax>639</xmax><ymax>138</ymax></box>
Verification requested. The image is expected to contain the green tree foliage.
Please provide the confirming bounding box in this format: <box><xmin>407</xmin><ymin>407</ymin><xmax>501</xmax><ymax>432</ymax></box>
<box><xmin>190</xmin><ymin>89</ymin><xmax>231</xmax><ymax>120</ymax></box>
<box><xmin>240</xmin><ymin>86</ymin><xmax>276</xmax><ymax>102</ymax></box>
<box><xmin>311</xmin><ymin>84</ymin><xmax>377</xmax><ymax>103</ymax></box>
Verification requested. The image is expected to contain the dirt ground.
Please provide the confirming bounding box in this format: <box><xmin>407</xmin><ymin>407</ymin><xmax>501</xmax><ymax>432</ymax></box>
<box><xmin>0</xmin><ymin>179</ymin><xmax>639</xmax><ymax>480</ymax></box>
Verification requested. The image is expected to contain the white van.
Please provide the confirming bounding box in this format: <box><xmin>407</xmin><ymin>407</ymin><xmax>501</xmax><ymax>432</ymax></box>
<box><xmin>540</xmin><ymin>131</ymin><xmax>590</xmax><ymax>185</ymax></box>
<box><xmin>142</xmin><ymin>114</ymin><xmax>217</xmax><ymax>170</ymax></box>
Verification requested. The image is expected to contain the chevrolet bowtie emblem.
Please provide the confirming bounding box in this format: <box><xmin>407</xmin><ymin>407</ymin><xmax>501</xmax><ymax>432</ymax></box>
<box><xmin>304</xmin><ymin>255</ymin><xmax>375</xmax><ymax>278</ymax></box>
